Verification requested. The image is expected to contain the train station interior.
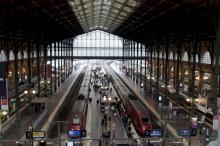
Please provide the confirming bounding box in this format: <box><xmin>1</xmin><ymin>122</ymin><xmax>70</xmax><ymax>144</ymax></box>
<box><xmin>0</xmin><ymin>0</ymin><xmax>220</xmax><ymax>146</ymax></box>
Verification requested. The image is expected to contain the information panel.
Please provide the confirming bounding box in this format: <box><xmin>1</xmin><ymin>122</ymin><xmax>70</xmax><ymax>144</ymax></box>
<box><xmin>32</xmin><ymin>131</ymin><xmax>45</xmax><ymax>139</ymax></box>
<box><xmin>178</xmin><ymin>129</ymin><xmax>191</xmax><ymax>137</ymax></box>
<box><xmin>68</xmin><ymin>130</ymin><xmax>81</xmax><ymax>138</ymax></box>
<box><xmin>150</xmin><ymin>129</ymin><xmax>164</xmax><ymax>137</ymax></box>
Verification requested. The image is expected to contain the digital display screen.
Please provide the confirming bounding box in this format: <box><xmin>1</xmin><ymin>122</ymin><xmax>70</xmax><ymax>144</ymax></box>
<box><xmin>68</xmin><ymin>130</ymin><xmax>81</xmax><ymax>137</ymax></box>
<box><xmin>150</xmin><ymin>129</ymin><xmax>163</xmax><ymax>137</ymax></box>
<box><xmin>178</xmin><ymin>129</ymin><xmax>191</xmax><ymax>136</ymax></box>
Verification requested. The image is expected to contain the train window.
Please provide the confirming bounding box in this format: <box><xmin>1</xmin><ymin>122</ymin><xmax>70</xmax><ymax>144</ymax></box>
<box><xmin>73</xmin><ymin>118</ymin><xmax>80</xmax><ymax>124</ymax></box>
<box><xmin>142</xmin><ymin>118</ymin><xmax>149</xmax><ymax>124</ymax></box>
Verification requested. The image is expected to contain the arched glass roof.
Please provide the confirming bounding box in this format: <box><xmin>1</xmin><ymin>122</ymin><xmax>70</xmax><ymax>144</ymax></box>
<box><xmin>68</xmin><ymin>0</ymin><xmax>144</xmax><ymax>32</ymax></box>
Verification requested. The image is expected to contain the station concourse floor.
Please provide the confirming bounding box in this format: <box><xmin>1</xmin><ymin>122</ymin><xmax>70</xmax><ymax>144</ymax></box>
<box><xmin>1</xmin><ymin>66</ymin><xmax>84</xmax><ymax>146</ymax></box>
<box><xmin>111</xmin><ymin>63</ymin><xmax>208</xmax><ymax>146</ymax></box>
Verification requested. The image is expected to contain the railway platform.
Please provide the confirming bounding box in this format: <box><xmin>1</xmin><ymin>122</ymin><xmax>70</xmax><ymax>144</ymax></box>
<box><xmin>85</xmin><ymin>69</ymin><xmax>129</xmax><ymax>146</ymax></box>
<box><xmin>111</xmin><ymin>63</ymin><xmax>209</xmax><ymax>146</ymax></box>
<box><xmin>1</xmin><ymin>65</ymin><xmax>84</xmax><ymax>146</ymax></box>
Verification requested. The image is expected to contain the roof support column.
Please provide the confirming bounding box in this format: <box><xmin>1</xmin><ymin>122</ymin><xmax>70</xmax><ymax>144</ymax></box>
<box><xmin>165</xmin><ymin>42</ymin><xmax>169</xmax><ymax>98</ymax></box>
<box><xmin>49</xmin><ymin>43</ymin><xmax>53</xmax><ymax>94</ymax></box>
<box><xmin>190</xmin><ymin>29</ymin><xmax>197</xmax><ymax>114</ymax></box>
<box><xmin>27</xmin><ymin>39</ymin><xmax>32</xmax><ymax>115</ymax></box>
<box><xmin>58</xmin><ymin>41</ymin><xmax>60</xmax><ymax>87</ymax></box>
<box><xmin>54</xmin><ymin>42</ymin><xmax>57</xmax><ymax>92</ymax></box>
<box><xmin>175</xmin><ymin>40</ymin><xmax>182</xmax><ymax>95</ymax></box>
<box><xmin>61</xmin><ymin>41</ymin><xmax>63</xmax><ymax>82</ymax></box>
<box><xmin>37</xmin><ymin>43</ymin><xmax>41</xmax><ymax>97</ymax></box>
<box><xmin>149</xmin><ymin>46</ymin><xmax>153</xmax><ymax>93</ymax></box>
<box><xmin>140</xmin><ymin>43</ymin><xmax>143</xmax><ymax>85</ymax></box>
<box><xmin>136</xmin><ymin>42</ymin><xmax>139</xmax><ymax>84</ymax></box>
<box><xmin>210</xmin><ymin>9</ymin><xmax>220</xmax><ymax>115</ymax></box>
<box><xmin>144</xmin><ymin>44</ymin><xmax>147</xmax><ymax>88</ymax></box>
<box><xmin>43</xmin><ymin>43</ymin><xmax>48</xmax><ymax>97</ymax></box>
<box><xmin>64</xmin><ymin>41</ymin><xmax>67</xmax><ymax>79</ymax></box>
<box><xmin>133</xmin><ymin>41</ymin><xmax>135</xmax><ymax>81</ymax></box>
<box><xmin>130</xmin><ymin>41</ymin><xmax>133</xmax><ymax>79</ymax></box>
<box><xmin>122</xmin><ymin>39</ymin><xmax>125</xmax><ymax>62</ymax></box>
<box><xmin>14</xmin><ymin>36</ymin><xmax>20</xmax><ymax>129</ymax></box>
<box><xmin>156</xmin><ymin>44</ymin><xmax>160</xmax><ymax>99</ymax></box>
<box><xmin>126</xmin><ymin>41</ymin><xmax>129</xmax><ymax>72</ymax></box>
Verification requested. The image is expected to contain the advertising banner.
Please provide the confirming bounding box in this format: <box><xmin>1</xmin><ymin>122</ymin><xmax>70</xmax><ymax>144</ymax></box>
<box><xmin>0</xmin><ymin>62</ymin><xmax>6</xmax><ymax>99</ymax></box>
<box><xmin>0</xmin><ymin>62</ymin><xmax>8</xmax><ymax>110</ymax></box>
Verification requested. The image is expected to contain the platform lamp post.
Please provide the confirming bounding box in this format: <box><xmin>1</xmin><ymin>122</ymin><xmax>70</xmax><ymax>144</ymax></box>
<box><xmin>0</xmin><ymin>110</ymin><xmax>8</xmax><ymax>146</ymax></box>
<box><xmin>24</xmin><ymin>89</ymin><xmax>36</xmax><ymax>115</ymax></box>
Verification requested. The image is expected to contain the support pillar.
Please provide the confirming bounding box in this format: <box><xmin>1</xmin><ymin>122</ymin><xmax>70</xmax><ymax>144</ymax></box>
<box><xmin>210</xmin><ymin>9</ymin><xmax>220</xmax><ymax>114</ymax></box>
<box><xmin>156</xmin><ymin>44</ymin><xmax>160</xmax><ymax>98</ymax></box>
<box><xmin>14</xmin><ymin>37</ymin><xmax>20</xmax><ymax>129</ymax></box>
<box><xmin>136</xmin><ymin>42</ymin><xmax>139</xmax><ymax>83</ymax></box>
<box><xmin>165</xmin><ymin>43</ymin><xmax>169</xmax><ymax>97</ymax></box>
<box><xmin>27</xmin><ymin>40</ymin><xmax>32</xmax><ymax>115</ymax></box>
<box><xmin>149</xmin><ymin>46</ymin><xmax>153</xmax><ymax>93</ymax></box>
<box><xmin>43</xmin><ymin>43</ymin><xmax>48</xmax><ymax>97</ymax></box>
<box><xmin>58</xmin><ymin>41</ymin><xmax>60</xmax><ymax>86</ymax></box>
<box><xmin>176</xmin><ymin>41</ymin><xmax>181</xmax><ymax>95</ymax></box>
<box><xmin>37</xmin><ymin>43</ymin><xmax>41</xmax><ymax>97</ymax></box>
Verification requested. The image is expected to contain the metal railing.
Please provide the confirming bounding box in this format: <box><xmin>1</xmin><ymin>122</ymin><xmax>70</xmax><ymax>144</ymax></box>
<box><xmin>2</xmin><ymin>137</ymin><xmax>210</xmax><ymax>146</ymax></box>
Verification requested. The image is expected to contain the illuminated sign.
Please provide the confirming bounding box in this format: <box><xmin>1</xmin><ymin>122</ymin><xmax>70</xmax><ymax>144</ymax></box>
<box><xmin>68</xmin><ymin>130</ymin><xmax>81</xmax><ymax>137</ymax></box>
<box><xmin>178</xmin><ymin>129</ymin><xmax>191</xmax><ymax>137</ymax></box>
<box><xmin>150</xmin><ymin>129</ymin><xmax>163</xmax><ymax>137</ymax></box>
<box><xmin>32</xmin><ymin>131</ymin><xmax>45</xmax><ymax>139</ymax></box>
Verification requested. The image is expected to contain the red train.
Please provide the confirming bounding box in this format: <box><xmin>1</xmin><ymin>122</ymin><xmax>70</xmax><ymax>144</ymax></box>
<box><xmin>107</xmin><ymin>65</ymin><xmax>152</xmax><ymax>136</ymax></box>
<box><xmin>68</xmin><ymin>94</ymin><xmax>88</xmax><ymax>133</ymax></box>
<box><xmin>68</xmin><ymin>66</ymin><xmax>91</xmax><ymax>138</ymax></box>
<box><xmin>125</xmin><ymin>94</ymin><xmax>152</xmax><ymax>136</ymax></box>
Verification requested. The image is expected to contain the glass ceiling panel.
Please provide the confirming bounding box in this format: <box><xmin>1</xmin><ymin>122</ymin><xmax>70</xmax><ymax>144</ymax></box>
<box><xmin>68</xmin><ymin>0</ymin><xmax>144</xmax><ymax>32</ymax></box>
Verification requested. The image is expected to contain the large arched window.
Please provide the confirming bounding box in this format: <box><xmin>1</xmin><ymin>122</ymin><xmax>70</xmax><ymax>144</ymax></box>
<box><xmin>202</xmin><ymin>51</ymin><xmax>211</xmax><ymax>64</ymax></box>
<box><xmin>9</xmin><ymin>50</ymin><xmax>14</xmax><ymax>61</ymax></box>
<box><xmin>169</xmin><ymin>52</ymin><xmax>173</xmax><ymax>60</ymax></box>
<box><xmin>73</xmin><ymin>30</ymin><xmax>122</xmax><ymax>56</ymax></box>
<box><xmin>159</xmin><ymin>52</ymin><xmax>163</xmax><ymax>58</ymax></box>
<box><xmin>0</xmin><ymin>50</ymin><xmax>6</xmax><ymax>62</ymax></box>
<box><xmin>18</xmin><ymin>51</ymin><xmax>22</xmax><ymax>59</ymax></box>
<box><xmin>182</xmin><ymin>51</ymin><xmax>188</xmax><ymax>61</ymax></box>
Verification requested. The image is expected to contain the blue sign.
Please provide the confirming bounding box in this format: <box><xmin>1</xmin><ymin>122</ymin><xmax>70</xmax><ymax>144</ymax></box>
<box><xmin>0</xmin><ymin>62</ymin><xmax>6</xmax><ymax>99</ymax></box>
<box><xmin>178</xmin><ymin>129</ymin><xmax>191</xmax><ymax>136</ymax></box>
<box><xmin>150</xmin><ymin>129</ymin><xmax>163</xmax><ymax>137</ymax></box>
<box><xmin>68</xmin><ymin>130</ymin><xmax>81</xmax><ymax>137</ymax></box>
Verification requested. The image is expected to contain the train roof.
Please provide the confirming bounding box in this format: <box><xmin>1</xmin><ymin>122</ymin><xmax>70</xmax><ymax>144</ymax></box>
<box><xmin>130</xmin><ymin>99</ymin><xmax>150</xmax><ymax>118</ymax></box>
<box><xmin>72</xmin><ymin>100</ymin><xmax>87</xmax><ymax>114</ymax></box>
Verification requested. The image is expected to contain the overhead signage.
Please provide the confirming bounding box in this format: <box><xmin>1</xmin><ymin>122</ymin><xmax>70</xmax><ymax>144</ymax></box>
<box><xmin>32</xmin><ymin>131</ymin><xmax>45</xmax><ymax>139</ymax></box>
<box><xmin>68</xmin><ymin>130</ymin><xmax>81</xmax><ymax>138</ymax></box>
<box><xmin>178</xmin><ymin>129</ymin><xmax>191</xmax><ymax>137</ymax></box>
<box><xmin>149</xmin><ymin>129</ymin><xmax>163</xmax><ymax>137</ymax></box>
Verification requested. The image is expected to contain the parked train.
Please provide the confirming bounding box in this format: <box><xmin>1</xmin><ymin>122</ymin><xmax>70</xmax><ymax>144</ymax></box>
<box><xmin>68</xmin><ymin>66</ymin><xmax>92</xmax><ymax>138</ymax></box>
<box><xmin>105</xmin><ymin>65</ymin><xmax>152</xmax><ymax>136</ymax></box>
